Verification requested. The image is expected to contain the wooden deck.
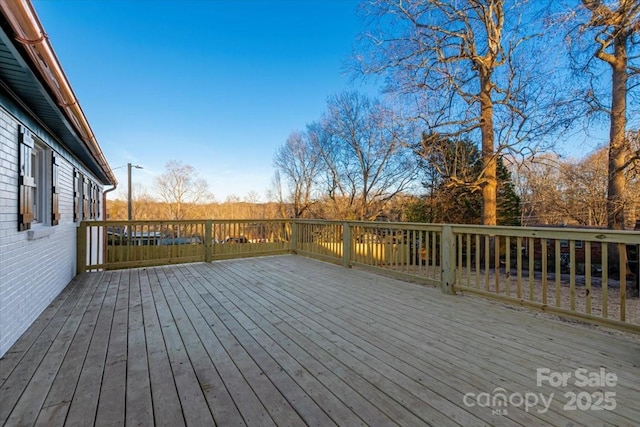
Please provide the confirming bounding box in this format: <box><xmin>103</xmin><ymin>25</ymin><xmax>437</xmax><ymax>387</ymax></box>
<box><xmin>1</xmin><ymin>255</ymin><xmax>639</xmax><ymax>426</ymax></box>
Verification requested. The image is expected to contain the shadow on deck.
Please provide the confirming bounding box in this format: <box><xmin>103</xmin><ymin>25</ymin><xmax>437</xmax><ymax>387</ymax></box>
<box><xmin>1</xmin><ymin>255</ymin><xmax>639</xmax><ymax>426</ymax></box>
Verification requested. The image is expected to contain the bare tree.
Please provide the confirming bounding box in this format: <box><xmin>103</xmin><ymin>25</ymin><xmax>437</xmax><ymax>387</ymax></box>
<box><xmin>268</xmin><ymin>171</ymin><xmax>289</xmax><ymax>218</ymax></box>
<box><xmin>355</xmin><ymin>0</ymin><xmax>564</xmax><ymax>225</ymax></box>
<box><xmin>273</xmin><ymin>129</ymin><xmax>321</xmax><ymax>218</ymax></box>
<box><xmin>560</xmin><ymin>151</ymin><xmax>610</xmax><ymax>226</ymax></box>
<box><xmin>117</xmin><ymin>183</ymin><xmax>157</xmax><ymax>220</ymax></box>
<box><xmin>154</xmin><ymin>161</ymin><xmax>212</xmax><ymax>219</ymax></box>
<box><xmin>515</xmin><ymin>147</ymin><xmax>640</xmax><ymax>227</ymax></box>
<box><xmin>314</xmin><ymin>91</ymin><xmax>417</xmax><ymax>220</ymax></box>
<box><xmin>513</xmin><ymin>154</ymin><xmax>565</xmax><ymax>225</ymax></box>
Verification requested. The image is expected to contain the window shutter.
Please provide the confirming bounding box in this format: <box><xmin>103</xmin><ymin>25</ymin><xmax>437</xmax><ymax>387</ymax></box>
<box><xmin>51</xmin><ymin>152</ymin><xmax>60</xmax><ymax>225</ymax></box>
<box><xmin>82</xmin><ymin>176</ymin><xmax>89</xmax><ymax>220</ymax></box>
<box><xmin>92</xmin><ymin>183</ymin><xmax>98</xmax><ymax>219</ymax></box>
<box><xmin>73</xmin><ymin>169</ymin><xmax>80</xmax><ymax>222</ymax></box>
<box><xmin>97</xmin><ymin>188</ymin><xmax>102</xmax><ymax>219</ymax></box>
<box><xmin>18</xmin><ymin>126</ymin><xmax>35</xmax><ymax>231</ymax></box>
<box><xmin>88</xmin><ymin>183</ymin><xmax>92</xmax><ymax>219</ymax></box>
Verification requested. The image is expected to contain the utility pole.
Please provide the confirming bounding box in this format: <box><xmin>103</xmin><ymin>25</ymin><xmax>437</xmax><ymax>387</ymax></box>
<box><xmin>127</xmin><ymin>163</ymin><xmax>143</xmax><ymax>248</ymax></box>
<box><xmin>127</xmin><ymin>163</ymin><xmax>143</xmax><ymax>221</ymax></box>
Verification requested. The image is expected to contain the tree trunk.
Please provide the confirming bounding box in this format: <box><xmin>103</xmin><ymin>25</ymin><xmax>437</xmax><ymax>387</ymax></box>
<box><xmin>606</xmin><ymin>33</ymin><xmax>629</xmax><ymax>278</ymax></box>
<box><xmin>480</xmin><ymin>73</ymin><xmax>497</xmax><ymax>226</ymax></box>
<box><xmin>607</xmin><ymin>35</ymin><xmax>628</xmax><ymax>230</ymax></box>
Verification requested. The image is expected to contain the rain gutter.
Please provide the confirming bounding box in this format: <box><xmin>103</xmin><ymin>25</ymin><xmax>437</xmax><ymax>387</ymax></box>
<box><xmin>0</xmin><ymin>0</ymin><xmax>117</xmax><ymax>185</ymax></box>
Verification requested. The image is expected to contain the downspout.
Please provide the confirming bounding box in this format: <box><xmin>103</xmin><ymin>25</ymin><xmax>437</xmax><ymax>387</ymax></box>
<box><xmin>101</xmin><ymin>184</ymin><xmax>117</xmax><ymax>270</ymax></box>
<box><xmin>102</xmin><ymin>184</ymin><xmax>117</xmax><ymax>220</ymax></box>
<box><xmin>0</xmin><ymin>0</ymin><xmax>116</xmax><ymax>185</ymax></box>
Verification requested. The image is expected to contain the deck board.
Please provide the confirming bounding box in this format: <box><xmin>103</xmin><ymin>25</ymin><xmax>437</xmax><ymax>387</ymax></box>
<box><xmin>1</xmin><ymin>255</ymin><xmax>639</xmax><ymax>426</ymax></box>
<box><xmin>125</xmin><ymin>268</ymin><xmax>154</xmax><ymax>427</ymax></box>
<box><xmin>140</xmin><ymin>264</ymin><xmax>185</xmax><ymax>427</ymax></box>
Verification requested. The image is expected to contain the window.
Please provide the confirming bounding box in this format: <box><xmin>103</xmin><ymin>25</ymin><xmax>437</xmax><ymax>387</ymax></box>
<box><xmin>18</xmin><ymin>127</ymin><xmax>35</xmax><ymax>231</ymax></box>
<box><xmin>18</xmin><ymin>126</ymin><xmax>57</xmax><ymax>230</ymax></box>
<box><xmin>31</xmin><ymin>142</ymin><xmax>47</xmax><ymax>223</ymax></box>
<box><xmin>51</xmin><ymin>153</ymin><xmax>60</xmax><ymax>225</ymax></box>
<box><xmin>559</xmin><ymin>239</ymin><xmax>582</xmax><ymax>248</ymax></box>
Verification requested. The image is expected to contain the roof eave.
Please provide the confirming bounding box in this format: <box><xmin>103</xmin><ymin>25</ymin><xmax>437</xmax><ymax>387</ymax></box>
<box><xmin>0</xmin><ymin>0</ymin><xmax>116</xmax><ymax>185</ymax></box>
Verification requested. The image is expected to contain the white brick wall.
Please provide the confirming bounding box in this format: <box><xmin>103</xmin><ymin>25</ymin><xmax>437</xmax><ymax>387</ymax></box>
<box><xmin>0</xmin><ymin>106</ymin><xmax>103</xmax><ymax>357</ymax></box>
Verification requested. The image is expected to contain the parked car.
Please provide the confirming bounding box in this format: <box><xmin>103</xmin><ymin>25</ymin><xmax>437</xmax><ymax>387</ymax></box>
<box><xmin>161</xmin><ymin>236</ymin><xmax>203</xmax><ymax>245</ymax></box>
<box><xmin>224</xmin><ymin>236</ymin><xmax>249</xmax><ymax>244</ymax></box>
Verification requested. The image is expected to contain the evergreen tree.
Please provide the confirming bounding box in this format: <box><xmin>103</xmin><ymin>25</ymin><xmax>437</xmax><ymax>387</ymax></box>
<box><xmin>408</xmin><ymin>133</ymin><xmax>520</xmax><ymax>225</ymax></box>
<box><xmin>496</xmin><ymin>158</ymin><xmax>521</xmax><ymax>226</ymax></box>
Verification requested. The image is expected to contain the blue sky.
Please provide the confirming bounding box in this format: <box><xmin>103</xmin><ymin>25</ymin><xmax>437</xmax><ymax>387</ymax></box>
<box><xmin>33</xmin><ymin>0</ymin><xmax>369</xmax><ymax>201</ymax></box>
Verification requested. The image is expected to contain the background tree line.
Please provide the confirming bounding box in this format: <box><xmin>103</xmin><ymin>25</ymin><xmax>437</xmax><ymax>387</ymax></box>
<box><xmin>112</xmin><ymin>141</ymin><xmax>638</xmax><ymax>230</ymax></box>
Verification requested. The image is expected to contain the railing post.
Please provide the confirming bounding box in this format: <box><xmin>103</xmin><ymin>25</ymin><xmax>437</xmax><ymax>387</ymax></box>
<box><xmin>441</xmin><ymin>225</ymin><xmax>455</xmax><ymax>294</ymax></box>
<box><xmin>204</xmin><ymin>220</ymin><xmax>212</xmax><ymax>262</ymax></box>
<box><xmin>342</xmin><ymin>222</ymin><xmax>352</xmax><ymax>268</ymax></box>
<box><xmin>290</xmin><ymin>220</ymin><xmax>298</xmax><ymax>254</ymax></box>
<box><xmin>76</xmin><ymin>222</ymin><xmax>87</xmax><ymax>275</ymax></box>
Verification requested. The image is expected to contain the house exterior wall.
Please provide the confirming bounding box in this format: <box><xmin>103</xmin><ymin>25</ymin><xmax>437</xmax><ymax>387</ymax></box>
<box><xmin>0</xmin><ymin>103</ymin><xmax>103</xmax><ymax>357</ymax></box>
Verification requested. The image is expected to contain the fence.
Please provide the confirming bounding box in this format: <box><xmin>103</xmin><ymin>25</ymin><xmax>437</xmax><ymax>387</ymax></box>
<box><xmin>77</xmin><ymin>219</ymin><xmax>640</xmax><ymax>332</ymax></box>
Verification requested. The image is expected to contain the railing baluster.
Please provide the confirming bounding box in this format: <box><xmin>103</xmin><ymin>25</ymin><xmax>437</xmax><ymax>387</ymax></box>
<box><xmin>505</xmin><ymin>236</ymin><xmax>511</xmax><ymax>297</ymax></box>
<box><xmin>494</xmin><ymin>235</ymin><xmax>500</xmax><ymax>293</ymax></box>
<box><xmin>529</xmin><ymin>237</ymin><xmax>535</xmax><ymax>301</ymax></box>
<box><xmin>602</xmin><ymin>244</ymin><xmax>608</xmax><ymax>318</ymax></box>
<box><xmin>541</xmin><ymin>239</ymin><xmax>547</xmax><ymax>305</ymax></box>
<box><xmin>458</xmin><ymin>234</ymin><xmax>463</xmax><ymax>286</ymax></box>
<box><xmin>484</xmin><ymin>235</ymin><xmax>490</xmax><ymax>291</ymax></box>
<box><xmin>475</xmin><ymin>234</ymin><xmax>480</xmax><ymax>289</ymax></box>
<box><xmin>585</xmin><ymin>241</ymin><xmax>591</xmax><ymax>314</ymax></box>
<box><xmin>432</xmin><ymin>231</ymin><xmax>437</xmax><ymax>280</ymax></box>
<box><xmin>619</xmin><ymin>242</ymin><xmax>626</xmax><ymax>322</ymax></box>
<box><xmin>570</xmin><ymin>240</ymin><xmax>576</xmax><ymax>311</ymax></box>
<box><xmin>517</xmin><ymin>237</ymin><xmax>522</xmax><ymax>299</ymax></box>
<box><xmin>466</xmin><ymin>233</ymin><xmax>471</xmax><ymax>289</ymax></box>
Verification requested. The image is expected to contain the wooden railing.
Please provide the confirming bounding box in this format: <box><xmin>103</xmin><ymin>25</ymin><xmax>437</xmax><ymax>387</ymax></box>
<box><xmin>294</xmin><ymin>220</ymin><xmax>444</xmax><ymax>286</ymax></box>
<box><xmin>77</xmin><ymin>219</ymin><xmax>640</xmax><ymax>332</ymax></box>
<box><xmin>77</xmin><ymin>219</ymin><xmax>292</xmax><ymax>271</ymax></box>
<box><xmin>450</xmin><ymin>225</ymin><xmax>640</xmax><ymax>332</ymax></box>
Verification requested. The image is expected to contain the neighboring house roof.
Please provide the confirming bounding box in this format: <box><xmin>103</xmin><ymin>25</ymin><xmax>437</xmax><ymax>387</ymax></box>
<box><xmin>0</xmin><ymin>0</ymin><xmax>115</xmax><ymax>185</ymax></box>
